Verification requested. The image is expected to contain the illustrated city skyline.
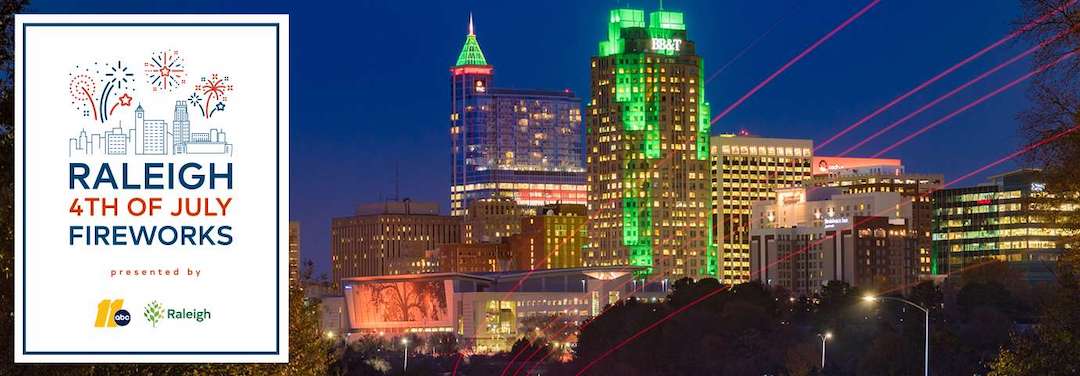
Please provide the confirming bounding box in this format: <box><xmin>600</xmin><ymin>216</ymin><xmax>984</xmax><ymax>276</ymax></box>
<box><xmin>69</xmin><ymin>100</ymin><xmax>234</xmax><ymax>157</ymax></box>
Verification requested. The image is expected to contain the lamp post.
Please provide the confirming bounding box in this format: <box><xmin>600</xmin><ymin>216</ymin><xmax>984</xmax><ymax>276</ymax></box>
<box><xmin>818</xmin><ymin>332</ymin><xmax>832</xmax><ymax>369</ymax></box>
<box><xmin>401</xmin><ymin>337</ymin><xmax>410</xmax><ymax>373</ymax></box>
<box><xmin>864</xmin><ymin>295</ymin><xmax>929</xmax><ymax>376</ymax></box>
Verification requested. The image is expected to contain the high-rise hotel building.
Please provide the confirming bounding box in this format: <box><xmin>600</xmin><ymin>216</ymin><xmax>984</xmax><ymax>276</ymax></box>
<box><xmin>710</xmin><ymin>135</ymin><xmax>813</xmax><ymax>284</ymax></box>
<box><xmin>586</xmin><ymin>9</ymin><xmax>714</xmax><ymax>279</ymax></box>
<box><xmin>807</xmin><ymin>156</ymin><xmax>941</xmax><ymax>277</ymax></box>
<box><xmin>449</xmin><ymin>17</ymin><xmax>586</xmax><ymax>216</ymax></box>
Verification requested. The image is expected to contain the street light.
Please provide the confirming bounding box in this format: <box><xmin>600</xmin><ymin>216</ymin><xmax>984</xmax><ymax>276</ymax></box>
<box><xmin>864</xmin><ymin>295</ymin><xmax>929</xmax><ymax>376</ymax></box>
<box><xmin>401</xmin><ymin>337</ymin><xmax>410</xmax><ymax>373</ymax></box>
<box><xmin>818</xmin><ymin>332</ymin><xmax>832</xmax><ymax>369</ymax></box>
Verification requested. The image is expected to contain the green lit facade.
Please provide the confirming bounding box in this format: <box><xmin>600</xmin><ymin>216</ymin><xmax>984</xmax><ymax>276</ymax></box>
<box><xmin>586</xmin><ymin>9</ymin><xmax>715</xmax><ymax>280</ymax></box>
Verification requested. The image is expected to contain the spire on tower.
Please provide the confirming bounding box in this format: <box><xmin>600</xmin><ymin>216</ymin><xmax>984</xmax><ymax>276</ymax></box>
<box><xmin>455</xmin><ymin>13</ymin><xmax>488</xmax><ymax>66</ymax></box>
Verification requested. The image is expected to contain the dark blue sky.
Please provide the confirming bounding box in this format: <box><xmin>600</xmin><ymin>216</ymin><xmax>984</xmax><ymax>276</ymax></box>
<box><xmin>32</xmin><ymin>0</ymin><xmax>1035</xmax><ymax>275</ymax></box>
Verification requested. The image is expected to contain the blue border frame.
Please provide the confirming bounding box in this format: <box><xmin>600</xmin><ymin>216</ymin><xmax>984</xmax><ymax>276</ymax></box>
<box><xmin>21</xmin><ymin>21</ymin><xmax>283</xmax><ymax>356</ymax></box>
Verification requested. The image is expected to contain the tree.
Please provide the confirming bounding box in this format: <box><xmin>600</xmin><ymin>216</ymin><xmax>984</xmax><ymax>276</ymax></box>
<box><xmin>1018</xmin><ymin>0</ymin><xmax>1080</xmax><ymax>245</ymax></box>
<box><xmin>987</xmin><ymin>2</ymin><xmax>1080</xmax><ymax>373</ymax></box>
<box><xmin>2</xmin><ymin>0</ymin><xmax>30</xmax><ymax>370</ymax></box>
<box><xmin>782</xmin><ymin>340</ymin><xmax>821</xmax><ymax>376</ymax></box>
<box><xmin>988</xmin><ymin>260</ymin><xmax>1080</xmax><ymax>375</ymax></box>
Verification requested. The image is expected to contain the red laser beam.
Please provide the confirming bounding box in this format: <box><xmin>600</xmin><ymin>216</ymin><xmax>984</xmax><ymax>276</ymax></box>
<box><xmin>499</xmin><ymin>272</ymin><xmax>700</xmax><ymax>376</ymax></box>
<box><xmin>573</xmin><ymin>216</ymin><xmax>908</xmax><ymax>374</ymax></box>
<box><xmin>452</xmin><ymin>352</ymin><xmax>463</xmax><ymax>376</ymax></box>
<box><xmin>814</xmin><ymin>0</ymin><xmax>1078</xmax><ymax>151</ymax></box>
<box><xmin>497</xmin><ymin>147</ymin><xmax>690</xmax><ymax>368</ymax></box>
<box><xmin>711</xmin><ymin>0</ymin><xmax>881</xmax><ymax>125</ymax></box>
<box><xmin>705</xmin><ymin>7</ymin><xmax>795</xmax><ymax>84</ymax></box>
<box><xmin>524</xmin><ymin>349</ymin><xmax>556</xmax><ymax>375</ymax></box>
<box><xmin>943</xmin><ymin>123</ymin><xmax>1080</xmax><ymax>189</ymax></box>
<box><xmin>513</xmin><ymin>344</ymin><xmax>547</xmax><ymax>376</ymax></box>
<box><xmin>572</xmin><ymin>126</ymin><xmax>1077</xmax><ymax>374</ymax></box>
<box><xmin>873</xmin><ymin>259</ymin><xmax>1000</xmax><ymax>297</ymax></box>
<box><xmin>498</xmin><ymin>270</ymin><xmax>670</xmax><ymax>371</ymax></box>
<box><xmin>872</xmin><ymin>51</ymin><xmax>1076</xmax><ymax>157</ymax></box>
<box><xmin>839</xmin><ymin>30</ymin><xmax>1070</xmax><ymax>156</ymax></box>
<box><xmin>575</xmin><ymin>284</ymin><xmax>732</xmax><ymax>375</ymax></box>
<box><xmin>499</xmin><ymin>342</ymin><xmax>532</xmax><ymax>376</ymax></box>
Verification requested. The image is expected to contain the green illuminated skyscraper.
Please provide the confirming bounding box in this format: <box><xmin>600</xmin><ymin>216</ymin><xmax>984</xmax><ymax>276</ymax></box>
<box><xmin>585</xmin><ymin>8</ymin><xmax>715</xmax><ymax>280</ymax></box>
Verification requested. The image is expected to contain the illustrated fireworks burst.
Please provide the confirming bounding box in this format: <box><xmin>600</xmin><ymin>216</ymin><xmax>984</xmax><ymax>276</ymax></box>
<box><xmin>68</xmin><ymin>68</ymin><xmax>97</xmax><ymax>119</ymax></box>
<box><xmin>68</xmin><ymin>61</ymin><xmax>137</xmax><ymax>123</ymax></box>
<box><xmin>193</xmin><ymin>73</ymin><xmax>234</xmax><ymax>119</ymax></box>
<box><xmin>145</xmin><ymin>50</ymin><xmax>187</xmax><ymax>92</ymax></box>
<box><xmin>188</xmin><ymin>92</ymin><xmax>206</xmax><ymax>117</ymax></box>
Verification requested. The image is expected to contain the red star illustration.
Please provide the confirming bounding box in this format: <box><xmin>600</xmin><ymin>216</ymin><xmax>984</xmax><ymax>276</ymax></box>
<box><xmin>159</xmin><ymin>66</ymin><xmax>171</xmax><ymax>77</ymax></box>
<box><xmin>118</xmin><ymin>93</ymin><xmax>133</xmax><ymax>106</ymax></box>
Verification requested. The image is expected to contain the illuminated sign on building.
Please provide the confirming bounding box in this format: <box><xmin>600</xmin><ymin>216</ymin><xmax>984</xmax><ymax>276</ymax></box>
<box><xmin>651</xmin><ymin>38</ymin><xmax>683</xmax><ymax>53</ymax></box>
<box><xmin>813</xmin><ymin>156</ymin><xmax>903</xmax><ymax>176</ymax></box>
<box><xmin>346</xmin><ymin>280</ymin><xmax>454</xmax><ymax>330</ymax></box>
<box><xmin>1031</xmin><ymin>183</ymin><xmax>1046</xmax><ymax>192</ymax></box>
<box><xmin>777</xmin><ymin>189</ymin><xmax>806</xmax><ymax>206</ymax></box>
<box><xmin>823</xmin><ymin>217</ymin><xmax>850</xmax><ymax>229</ymax></box>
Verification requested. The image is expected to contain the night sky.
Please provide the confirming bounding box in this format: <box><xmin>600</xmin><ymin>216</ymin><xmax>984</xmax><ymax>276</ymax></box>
<box><xmin>30</xmin><ymin>0</ymin><xmax>1036</xmax><ymax>275</ymax></box>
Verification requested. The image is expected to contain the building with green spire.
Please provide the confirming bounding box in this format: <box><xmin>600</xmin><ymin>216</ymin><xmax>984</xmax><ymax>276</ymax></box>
<box><xmin>449</xmin><ymin>15</ymin><xmax>587</xmax><ymax>226</ymax></box>
<box><xmin>585</xmin><ymin>8</ymin><xmax>716</xmax><ymax>281</ymax></box>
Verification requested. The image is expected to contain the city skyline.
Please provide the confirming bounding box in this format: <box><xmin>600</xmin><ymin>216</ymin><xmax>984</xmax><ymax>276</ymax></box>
<box><xmin>32</xmin><ymin>1</ymin><xmax>1043</xmax><ymax>277</ymax></box>
<box><xmin>10</xmin><ymin>1</ymin><xmax>1080</xmax><ymax>373</ymax></box>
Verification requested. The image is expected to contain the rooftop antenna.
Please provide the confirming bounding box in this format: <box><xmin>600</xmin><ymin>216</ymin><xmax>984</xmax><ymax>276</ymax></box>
<box><xmin>659</xmin><ymin>0</ymin><xmax>664</xmax><ymax>10</ymax></box>
<box><xmin>468</xmin><ymin>12</ymin><xmax>475</xmax><ymax>36</ymax></box>
<box><xmin>394</xmin><ymin>160</ymin><xmax>401</xmax><ymax>201</ymax></box>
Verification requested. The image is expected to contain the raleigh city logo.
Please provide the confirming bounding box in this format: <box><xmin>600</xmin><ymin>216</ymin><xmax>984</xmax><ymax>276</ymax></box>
<box><xmin>144</xmin><ymin>300</ymin><xmax>212</xmax><ymax>328</ymax></box>
<box><xmin>94</xmin><ymin>299</ymin><xmax>131</xmax><ymax>328</ymax></box>
<box><xmin>144</xmin><ymin>300</ymin><xmax>164</xmax><ymax>327</ymax></box>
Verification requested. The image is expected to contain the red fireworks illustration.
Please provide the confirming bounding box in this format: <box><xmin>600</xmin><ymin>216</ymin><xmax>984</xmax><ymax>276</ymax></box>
<box><xmin>194</xmin><ymin>73</ymin><xmax>233</xmax><ymax>119</ymax></box>
<box><xmin>69</xmin><ymin>72</ymin><xmax>98</xmax><ymax>120</ymax></box>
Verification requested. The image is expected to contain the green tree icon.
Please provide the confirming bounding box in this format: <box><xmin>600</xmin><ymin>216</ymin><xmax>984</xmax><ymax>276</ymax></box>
<box><xmin>144</xmin><ymin>300</ymin><xmax>164</xmax><ymax>328</ymax></box>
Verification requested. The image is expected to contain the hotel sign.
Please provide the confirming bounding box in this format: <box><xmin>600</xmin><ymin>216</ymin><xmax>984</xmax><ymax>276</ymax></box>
<box><xmin>824</xmin><ymin>217</ymin><xmax>849</xmax><ymax>229</ymax></box>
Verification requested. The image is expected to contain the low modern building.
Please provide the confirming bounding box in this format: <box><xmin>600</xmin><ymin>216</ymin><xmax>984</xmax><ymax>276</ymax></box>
<box><xmin>330</xmin><ymin>200</ymin><xmax>461</xmax><ymax>291</ymax></box>
<box><xmin>341</xmin><ymin>266</ymin><xmax>643</xmax><ymax>353</ymax></box>
<box><xmin>932</xmin><ymin>169</ymin><xmax>1073</xmax><ymax>282</ymax></box>
<box><xmin>510</xmin><ymin>203</ymin><xmax>587</xmax><ymax>270</ymax></box>
<box><xmin>749</xmin><ymin>187</ymin><xmax>918</xmax><ymax>296</ymax></box>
